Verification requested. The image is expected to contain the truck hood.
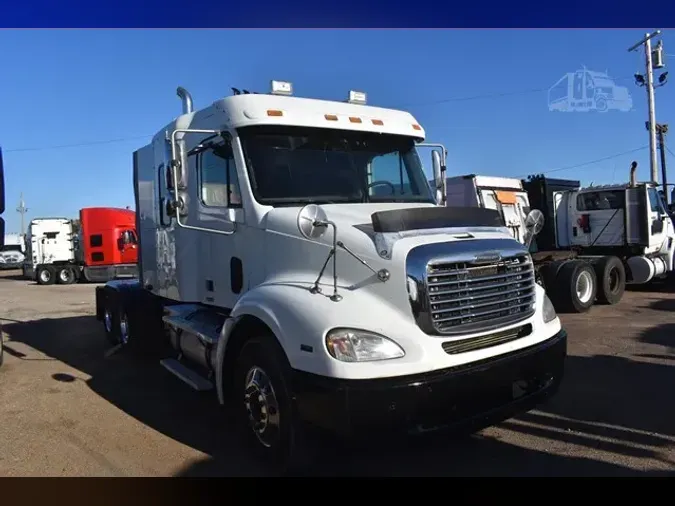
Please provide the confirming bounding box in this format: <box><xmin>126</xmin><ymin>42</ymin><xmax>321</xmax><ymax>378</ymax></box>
<box><xmin>263</xmin><ymin>202</ymin><xmax>516</xmax><ymax>264</ymax></box>
<box><xmin>259</xmin><ymin>202</ymin><xmax>521</xmax><ymax>318</ymax></box>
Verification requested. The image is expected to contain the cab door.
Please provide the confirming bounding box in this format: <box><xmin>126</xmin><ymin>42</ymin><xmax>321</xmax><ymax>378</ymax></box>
<box><xmin>646</xmin><ymin>186</ymin><xmax>668</xmax><ymax>252</ymax></box>
<box><xmin>118</xmin><ymin>229</ymin><xmax>138</xmax><ymax>264</ymax></box>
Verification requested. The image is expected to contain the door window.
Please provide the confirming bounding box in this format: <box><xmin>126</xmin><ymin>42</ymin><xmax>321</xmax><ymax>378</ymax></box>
<box><xmin>648</xmin><ymin>187</ymin><xmax>663</xmax><ymax>213</ymax></box>
<box><xmin>199</xmin><ymin>142</ymin><xmax>242</xmax><ymax>208</ymax></box>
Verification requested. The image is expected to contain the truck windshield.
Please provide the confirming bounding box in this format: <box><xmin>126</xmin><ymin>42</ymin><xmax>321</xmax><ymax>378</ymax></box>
<box><xmin>238</xmin><ymin>125</ymin><xmax>434</xmax><ymax>206</ymax></box>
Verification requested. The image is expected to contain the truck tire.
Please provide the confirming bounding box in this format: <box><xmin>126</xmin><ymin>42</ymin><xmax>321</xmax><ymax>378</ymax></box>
<box><xmin>555</xmin><ymin>260</ymin><xmax>597</xmax><ymax>313</ymax></box>
<box><xmin>233</xmin><ymin>334</ymin><xmax>313</xmax><ymax>475</ymax></box>
<box><xmin>56</xmin><ymin>266</ymin><xmax>77</xmax><ymax>285</ymax></box>
<box><xmin>593</xmin><ymin>256</ymin><xmax>626</xmax><ymax>305</ymax></box>
<box><xmin>102</xmin><ymin>298</ymin><xmax>122</xmax><ymax>346</ymax></box>
<box><xmin>36</xmin><ymin>265</ymin><xmax>56</xmax><ymax>285</ymax></box>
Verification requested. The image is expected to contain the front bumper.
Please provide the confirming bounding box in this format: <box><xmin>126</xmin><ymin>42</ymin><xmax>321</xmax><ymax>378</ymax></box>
<box><xmin>292</xmin><ymin>328</ymin><xmax>567</xmax><ymax>438</ymax></box>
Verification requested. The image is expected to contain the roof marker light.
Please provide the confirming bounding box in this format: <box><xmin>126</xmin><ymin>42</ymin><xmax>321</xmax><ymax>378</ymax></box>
<box><xmin>349</xmin><ymin>117</ymin><xmax>362</xmax><ymax>123</ymax></box>
<box><xmin>371</xmin><ymin>119</ymin><xmax>383</xmax><ymax>126</ymax></box>
<box><xmin>412</xmin><ymin>124</ymin><xmax>422</xmax><ymax>131</ymax></box>
<box><xmin>270</xmin><ymin>80</ymin><xmax>293</xmax><ymax>96</ymax></box>
<box><xmin>267</xmin><ymin>109</ymin><xmax>284</xmax><ymax>117</ymax></box>
<box><xmin>324</xmin><ymin>114</ymin><xmax>338</xmax><ymax>121</ymax></box>
<box><xmin>347</xmin><ymin>90</ymin><xmax>367</xmax><ymax>105</ymax></box>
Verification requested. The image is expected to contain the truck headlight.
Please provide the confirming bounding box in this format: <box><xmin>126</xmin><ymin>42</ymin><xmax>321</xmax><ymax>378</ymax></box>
<box><xmin>325</xmin><ymin>328</ymin><xmax>405</xmax><ymax>362</ymax></box>
<box><xmin>542</xmin><ymin>294</ymin><xmax>557</xmax><ymax>323</ymax></box>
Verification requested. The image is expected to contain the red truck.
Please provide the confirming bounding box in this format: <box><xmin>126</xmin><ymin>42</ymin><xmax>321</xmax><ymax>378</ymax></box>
<box><xmin>23</xmin><ymin>207</ymin><xmax>139</xmax><ymax>285</ymax></box>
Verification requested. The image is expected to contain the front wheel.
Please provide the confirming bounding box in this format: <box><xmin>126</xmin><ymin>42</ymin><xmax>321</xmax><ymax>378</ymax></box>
<box><xmin>233</xmin><ymin>335</ymin><xmax>312</xmax><ymax>474</ymax></box>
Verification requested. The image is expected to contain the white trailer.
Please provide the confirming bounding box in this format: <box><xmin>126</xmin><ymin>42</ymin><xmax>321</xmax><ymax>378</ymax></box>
<box><xmin>443</xmin><ymin>165</ymin><xmax>675</xmax><ymax>313</ymax></box>
<box><xmin>95</xmin><ymin>82</ymin><xmax>567</xmax><ymax>473</ymax></box>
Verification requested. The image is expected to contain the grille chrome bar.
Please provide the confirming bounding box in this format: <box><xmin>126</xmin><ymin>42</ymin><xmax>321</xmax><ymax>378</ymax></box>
<box><xmin>442</xmin><ymin>324</ymin><xmax>533</xmax><ymax>355</ymax></box>
<box><xmin>406</xmin><ymin>239</ymin><xmax>537</xmax><ymax>336</ymax></box>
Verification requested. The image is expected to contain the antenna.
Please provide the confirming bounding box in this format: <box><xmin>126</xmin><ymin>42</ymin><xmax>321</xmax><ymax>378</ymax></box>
<box><xmin>16</xmin><ymin>192</ymin><xmax>28</xmax><ymax>236</ymax></box>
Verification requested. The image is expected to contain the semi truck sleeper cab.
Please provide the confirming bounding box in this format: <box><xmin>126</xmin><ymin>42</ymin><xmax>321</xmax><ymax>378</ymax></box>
<box><xmin>95</xmin><ymin>81</ymin><xmax>567</xmax><ymax>473</ymax></box>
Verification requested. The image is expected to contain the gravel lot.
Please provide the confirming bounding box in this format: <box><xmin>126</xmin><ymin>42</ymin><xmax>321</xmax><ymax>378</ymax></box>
<box><xmin>0</xmin><ymin>269</ymin><xmax>674</xmax><ymax>476</ymax></box>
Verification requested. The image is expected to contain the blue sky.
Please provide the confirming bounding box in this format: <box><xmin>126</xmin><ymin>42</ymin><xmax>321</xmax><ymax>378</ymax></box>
<box><xmin>0</xmin><ymin>29</ymin><xmax>672</xmax><ymax>233</ymax></box>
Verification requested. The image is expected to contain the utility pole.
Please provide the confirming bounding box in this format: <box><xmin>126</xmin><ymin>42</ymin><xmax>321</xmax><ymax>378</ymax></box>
<box><xmin>16</xmin><ymin>193</ymin><xmax>28</xmax><ymax>236</ymax></box>
<box><xmin>656</xmin><ymin>123</ymin><xmax>669</xmax><ymax>205</ymax></box>
<box><xmin>628</xmin><ymin>30</ymin><xmax>668</xmax><ymax>184</ymax></box>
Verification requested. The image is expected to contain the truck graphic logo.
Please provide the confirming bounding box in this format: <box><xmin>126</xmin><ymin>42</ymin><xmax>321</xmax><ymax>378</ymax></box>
<box><xmin>548</xmin><ymin>66</ymin><xmax>633</xmax><ymax>113</ymax></box>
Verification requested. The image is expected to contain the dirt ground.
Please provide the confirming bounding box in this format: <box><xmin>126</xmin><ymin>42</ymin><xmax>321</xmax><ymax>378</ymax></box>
<box><xmin>0</xmin><ymin>269</ymin><xmax>674</xmax><ymax>477</ymax></box>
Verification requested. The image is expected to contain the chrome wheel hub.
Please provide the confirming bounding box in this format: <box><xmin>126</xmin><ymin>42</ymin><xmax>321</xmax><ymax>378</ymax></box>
<box><xmin>104</xmin><ymin>309</ymin><xmax>113</xmax><ymax>333</ymax></box>
<box><xmin>576</xmin><ymin>271</ymin><xmax>593</xmax><ymax>304</ymax></box>
<box><xmin>119</xmin><ymin>312</ymin><xmax>129</xmax><ymax>345</ymax></box>
<box><xmin>243</xmin><ymin>366</ymin><xmax>280</xmax><ymax>448</ymax></box>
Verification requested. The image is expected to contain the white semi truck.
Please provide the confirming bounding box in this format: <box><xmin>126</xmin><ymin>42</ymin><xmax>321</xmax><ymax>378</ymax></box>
<box><xmin>443</xmin><ymin>164</ymin><xmax>675</xmax><ymax>313</ymax></box>
<box><xmin>95</xmin><ymin>82</ymin><xmax>567</xmax><ymax>472</ymax></box>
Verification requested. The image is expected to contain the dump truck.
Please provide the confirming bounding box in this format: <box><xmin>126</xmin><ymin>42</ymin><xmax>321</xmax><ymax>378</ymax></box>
<box><xmin>95</xmin><ymin>81</ymin><xmax>567</xmax><ymax>472</ymax></box>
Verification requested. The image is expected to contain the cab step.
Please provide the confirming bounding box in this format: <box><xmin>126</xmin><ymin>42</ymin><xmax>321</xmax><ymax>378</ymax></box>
<box><xmin>160</xmin><ymin>358</ymin><xmax>213</xmax><ymax>392</ymax></box>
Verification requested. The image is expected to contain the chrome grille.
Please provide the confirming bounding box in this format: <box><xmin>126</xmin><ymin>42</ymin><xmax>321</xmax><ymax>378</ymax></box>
<box><xmin>426</xmin><ymin>253</ymin><xmax>536</xmax><ymax>335</ymax></box>
<box><xmin>442</xmin><ymin>323</ymin><xmax>532</xmax><ymax>355</ymax></box>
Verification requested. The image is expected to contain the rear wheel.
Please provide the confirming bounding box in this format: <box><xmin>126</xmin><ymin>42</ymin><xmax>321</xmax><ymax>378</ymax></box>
<box><xmin>593</xmin><ymin>256</ymin><xmax>626</xmax><ymax>305</ymax></box>
<box><xmin>36</xmin><ymin>265</ymin><xmax>55</xmax><ymax>285</ymax></box>
<box><xmin>56</xmin><ymin>266</ymin><xmax>77</xmax><ymax>285</ymax></box>
<box><xmin>555</xmin><ymin>260</ymin><xmax>597</xmax><ymax>313</ymax></box>
<box><xmin>233</xmin><ymin>335</ymin><xmax>313</xmax><ymax>475</ymax></box>
<box><xmin>102</xmin><ymin>298</ymin><xmax>121</xmax><ymax>346</ymax></box>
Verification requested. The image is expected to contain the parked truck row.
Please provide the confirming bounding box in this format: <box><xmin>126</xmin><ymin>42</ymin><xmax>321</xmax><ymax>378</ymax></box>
<box><xmin>22</xmin><ymin>207</ymin><xmax>139</xmax><ymax>285</ymax></box>
<box><xmin>440</xmin><ymin>167</ymin><xmax>675</xmax><ymax>313</ymax></box>
<box><xmin>95</xmin><ymin>82</ymin><xmax>567</xmax><ymax>472</ymax></box>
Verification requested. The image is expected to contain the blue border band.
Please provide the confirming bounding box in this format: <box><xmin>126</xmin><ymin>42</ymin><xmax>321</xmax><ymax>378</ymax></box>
<box><xmin>2</xmin><ymin>0</ymin><xmax>668</xmax><ymax>27</ymax></box>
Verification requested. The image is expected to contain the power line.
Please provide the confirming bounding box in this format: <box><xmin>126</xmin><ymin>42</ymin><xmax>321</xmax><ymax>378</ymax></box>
<box><xmin>516</xmin><ymin>145</ymin><xmax>648</xmax><ymax>179</ymax></box>
<box><xmin>3</xmin><ymin>135</ymin><xmax>152</xmax><ymax>154</ymax></box>
<box><xmin>2</xmin><ymin>76</ymin><xmax>639</xmax><ymax>154</ymax></box>
<box><xmin>402</xmin><ymin>75</ymin><xmax>636</xmax><ymax>108</ymax></box>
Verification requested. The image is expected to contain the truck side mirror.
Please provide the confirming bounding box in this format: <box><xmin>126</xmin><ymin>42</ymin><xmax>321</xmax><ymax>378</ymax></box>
<box><xmin>431</xmin><ymin>150</ymin><xmax>444</xmax><ymax>204</ymax></box>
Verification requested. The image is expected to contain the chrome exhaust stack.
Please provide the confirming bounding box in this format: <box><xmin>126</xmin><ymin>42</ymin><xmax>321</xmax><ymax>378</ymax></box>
<box><xmin>176</xmin><ymin>87</ymin><xmax>194</xmax><ymax>115</ymax></box>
